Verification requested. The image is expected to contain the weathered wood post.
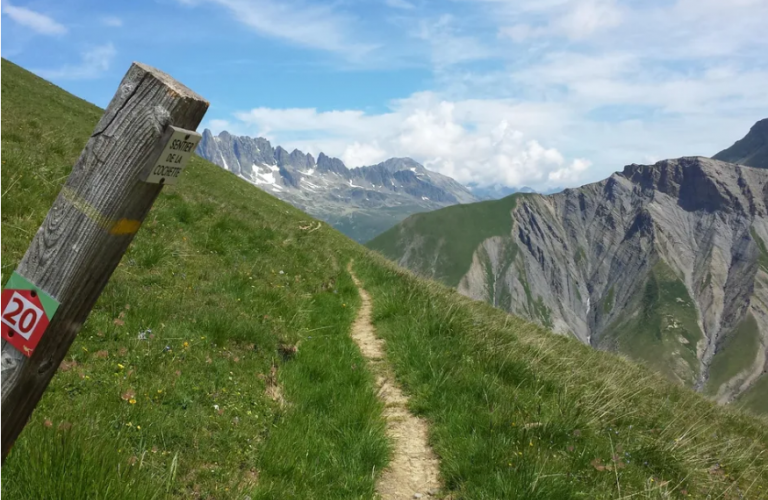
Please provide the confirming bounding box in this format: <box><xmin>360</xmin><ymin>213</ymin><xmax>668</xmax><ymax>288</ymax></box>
<box><xmin>1</xmin><ymin>62</ymin><xmax>209</xmax><ymax>462</ymax></box>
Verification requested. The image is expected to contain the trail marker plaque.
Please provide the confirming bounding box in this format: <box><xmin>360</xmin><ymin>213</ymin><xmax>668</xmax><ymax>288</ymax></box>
<box><xmin>141</xmin><ymin>126</ymin><xmax>202</xmax><ymax>185</ymax></box>
<box><xmin>1</xmin><ymin>272</ymin><xmax>59</xmax><ymax>357</ymax></box>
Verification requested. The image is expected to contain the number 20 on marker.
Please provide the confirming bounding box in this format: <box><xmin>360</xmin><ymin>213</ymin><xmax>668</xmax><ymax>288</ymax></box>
<box><xmin>2</xmin><ymin>292</ymin><xmax>44</xmax><ymax>340</ymax></box>
<box><xmin>1</xmin><ymin>273</ymin><xmax>59</xmax><ymax>357</ymax></box>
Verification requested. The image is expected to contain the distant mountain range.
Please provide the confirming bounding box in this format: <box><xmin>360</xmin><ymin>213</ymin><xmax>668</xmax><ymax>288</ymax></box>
<box><xmin>369</xmin><ymin>119</ymin><xmax>768</xmax><ymax>412</ymax></box>
<box><xmin>196</xmin><ymin>130</ymin><xmax>479</xmax><ymax>242</ymax></box>
<box><xmin>468</xmin><ymin>184</ymin><xmax>563</xmax><ymax>200</ymax></box>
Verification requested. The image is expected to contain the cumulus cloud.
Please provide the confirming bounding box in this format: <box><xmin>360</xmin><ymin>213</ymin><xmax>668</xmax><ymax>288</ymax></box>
<box><xmin>36</xmin><ymin>43</ymin><xmax>116</xmax><ymax>80</ymax></box>
<box><xmin>1</xmin><ymin>2</ymin><xmax>67</xmax><ymax>35</ymax></box>
<box><xmin>548</xmin><ymin>158</ymin><xmax>591</xmax><ymax>183</ymax></box>
<box><xmin>213</xmin><ymin>94</ymin><xmax>590</xmax><ymax>189</ymax></box>
<box><xmin>342</xmin><ymin>142</ymin><xmax>388</xmax><ymax>167</ymax></box>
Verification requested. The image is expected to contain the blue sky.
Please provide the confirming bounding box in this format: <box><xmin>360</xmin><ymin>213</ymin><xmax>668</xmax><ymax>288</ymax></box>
<box><xmin>2</xmin><ymin>0</ymin><xmax>768</xmax><ymax>190</ymax></box>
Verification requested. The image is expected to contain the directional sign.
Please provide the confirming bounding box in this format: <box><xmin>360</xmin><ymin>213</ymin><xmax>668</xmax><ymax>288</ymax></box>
<box><xmin>140</xmin><ymin>126</ymin><xmax>201</xmax><ymax>185</ymax></box>
<box><xmin>1</xmin><ymin>272</ymin><xmax>59</xmax><ymax>357</ymax></box>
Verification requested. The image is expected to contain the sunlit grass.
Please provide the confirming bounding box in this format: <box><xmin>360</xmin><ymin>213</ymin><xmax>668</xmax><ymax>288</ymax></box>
<box><xmin>1</xmin><ymin>58</ymin><xmax>387</xmax><ymax>500</ymax></box>
<box><xmin>354</xmin><ymin>254</ymin><xmax>768</xmax><ymax>499</ymax></box>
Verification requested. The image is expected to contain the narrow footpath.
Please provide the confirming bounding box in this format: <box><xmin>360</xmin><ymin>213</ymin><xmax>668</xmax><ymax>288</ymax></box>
<box><xmin>348</xmin><ymin>263</ymin><xmax>441</xmax><ymax>499</ymax></box>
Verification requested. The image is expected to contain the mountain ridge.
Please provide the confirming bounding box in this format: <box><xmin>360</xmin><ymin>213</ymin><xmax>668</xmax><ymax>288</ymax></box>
<box><xmin>713</xmin><ymin>118</ymin><xmax>768</xmax><ymax>169</ymax></box>
<box><xmin>196</xmin><ymin>129</ymin><xmax>478</xmax><ymax>242</ymax></box>
<box><xmin>370</xmin><ymin>155</ymin><xmax>768</xmax><ymax>412</ymax></box>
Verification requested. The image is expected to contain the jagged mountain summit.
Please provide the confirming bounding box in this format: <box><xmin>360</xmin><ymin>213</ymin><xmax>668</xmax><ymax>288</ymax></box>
<box><xmin>369</xmin><ymin>156</ymin><xmax>768</xmax><ymax>410</ymax></box>
<box><xmin>196</xmin><ymin>130</ymin><xmax>477</xmax><ymax>242</ymax></box>
<box><xmin>713</xmin><ymin>118</ymin><xmax>768</xmax><ymax>169</ymax></box>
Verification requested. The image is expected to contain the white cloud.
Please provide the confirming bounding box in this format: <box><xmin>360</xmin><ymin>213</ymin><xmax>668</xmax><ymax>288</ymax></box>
<box><xmin>342</xmin><ymin>142</ymin><xmax>388</xmax><ymax>167</ymax></box>
<box><xmin>417</xmin><ymin>15</ymin><xmax>494</xmax><ymax>67</ymax></box>
<box><xmin>101</xmin><ymin>16</ymin><xmax>122</xmax><ymax>27</ymax></box>
<box><xmin>554</xmin><ymin>0</ymin><xmax>623</xmax><ymax>40</ymax></box>
<box><xmin>214</xmin><ymin>93</ymin><xmax>589</xmax><ymax>189</ymax></box>
<box><xmin>177</xmin><ymin>0</ymin><xmax>377</xmax><ymax>60</ymax></box>
<box><xmin>207</xmin><ymin>0</ymin><xmax>768</xmax><ymax>191</ymax></box>
<box><xmin>1</xmin><ymin>2</ymin><xmax>66</xmax><ymax>35</ymax></box>
<box><xmin>496</xmin><ymin>0</ymin><xmax>623</xmax><ymax>42</ymax></box>
<box><xmin>208</xmin><ymin>119</ymin><xmax>232</xmax><ymax>131</ymax></box>
<box><xmin>548</xmin><ymin>158</ymin><xmax>591</xmax><ymax>183</ymax></box>
<box><xmin>513</xmin><ymin>52</ymin><xmax>768</xmax><ymax>116</ymax></box>
<box><xmin>36</xmin><ymin>43</ymin><xmax>116</xmax><ymax>80</ymax></box>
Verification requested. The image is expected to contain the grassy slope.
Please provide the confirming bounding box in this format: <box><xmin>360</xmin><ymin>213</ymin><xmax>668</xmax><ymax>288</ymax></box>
<box><xmin>706</xmin><ymin>314</ymin><xmax>760</xmax><ymax>395</ymax></box>
<box><xmin>600</xmin><ymin>261</ymin><xmax>704</xmax><ymax>387</ymax></box>
<box><xmin>367</xmin><ymin>194</ymin><xmax>521</xmax><ymax>287</ymax></box>
<box><xmin>1</xmin><ymin>58</ymin><xmax>388</xmax><ymax>500</ymax></box>
<box><xmin>354</xmin><ymin>254</ymin><xmax>768</xmax><ymax>499</ymax></box>
<box><xmin>738</xmin><ymin>374</ymin><xmax>768</xmax><ymax>415</ymax></box>
<box><xmin>3</xmin><ymin>59</ymin><xmax>768</xmax><ymax>499</ymax></box>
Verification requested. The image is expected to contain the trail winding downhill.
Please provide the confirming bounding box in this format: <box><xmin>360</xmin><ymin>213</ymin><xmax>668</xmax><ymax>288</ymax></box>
<box><xmin>348</xmin><ymin>263</ymin><xmax>441</xmax><ymax>499</ymax></box>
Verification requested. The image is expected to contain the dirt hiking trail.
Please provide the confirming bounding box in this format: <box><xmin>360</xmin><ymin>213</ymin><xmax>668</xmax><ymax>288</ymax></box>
<box><xmin>348</xmin><ymin>263</ymin><xmax>441</xmax><ymax>499</ymax></box>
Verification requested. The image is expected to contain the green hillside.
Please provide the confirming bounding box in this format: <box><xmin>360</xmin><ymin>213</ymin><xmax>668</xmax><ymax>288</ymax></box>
<box><xmin>3</xmin><ymin>59</ymin><xmax>768</xmax><ymax>499</ymax></box>
<box><xmin>1</xmin><ymin>59</ymin><xmax>387</xmax><ymax>499</ymax></box>
<box><xmin>368</xmin><ymin>194</ymin><xmax>522</xmax><ymax>286</ymax></box>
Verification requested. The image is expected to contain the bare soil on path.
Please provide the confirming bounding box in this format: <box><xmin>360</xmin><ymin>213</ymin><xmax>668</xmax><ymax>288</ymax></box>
<box><xmin>348</xmin><ymin>264</ymin><xmax>441</xmax><ymax>499</ymax></box>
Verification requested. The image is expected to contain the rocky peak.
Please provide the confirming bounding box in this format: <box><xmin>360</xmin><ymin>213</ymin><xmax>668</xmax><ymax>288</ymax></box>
<box><xmin>273</xmin><ymin>147</ymin><xmax>316</xmax><ymax>171</ymax></box>
<box><xmin>620</xmin><ymin>157</ymin><xmax>768</xmax><ymax>215</ymax></box>
<box><xmin>316</xmin><ymin>153</ymin><xmax>350</xmax><ymax>178</ymax></box>
<box><xmin>713</xmin><ymin>118</ymin><xmax>768</xmax><ymax>169</ymax></box>
<box><xmin>378</xmin><ymin>157</ymin><xmax>426</xmax><ymax>174</ymax></box>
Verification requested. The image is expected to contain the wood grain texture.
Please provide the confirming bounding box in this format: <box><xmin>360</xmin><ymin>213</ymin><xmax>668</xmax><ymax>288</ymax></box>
<box><xmin>1</xmin><ymin>62</ymin><xmax>208</xmax><ymax>461</ymax></box>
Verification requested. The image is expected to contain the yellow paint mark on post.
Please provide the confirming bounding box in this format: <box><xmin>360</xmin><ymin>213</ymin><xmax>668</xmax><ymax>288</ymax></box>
<box><xmin>61</xmin><ymin>187</ymin><xmax>142</xmax><ymax>236</ymax></box>
<box><xmin>110</xmin><ymin>218</ymin><xmax>142</xmax><ymax>235</ymax></box>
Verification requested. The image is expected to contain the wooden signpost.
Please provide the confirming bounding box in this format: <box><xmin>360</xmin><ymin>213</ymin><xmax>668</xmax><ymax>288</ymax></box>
<box><xmin>0</xmin><ymin>62</ymin><xmax>208</xmax><ymax>462</ymax></box>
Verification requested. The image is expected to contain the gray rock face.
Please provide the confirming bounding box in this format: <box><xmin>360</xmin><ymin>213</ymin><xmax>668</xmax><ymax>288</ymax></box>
<box><xmin>461</xmin><ymin>157</ymin><xmax>768</xmax><ymax>403</ymax></box>
<box><xmin>713</xmin><ymin>118</ymin><xmax>768</xmax><ymax>169</ymax></box>
<box><xmin>376</xmin><ymin>156</ymin><xmax>768</xmax><ymax>408</ymax></box>
<box><xmin>196</xmin><ymin>130</ymin><xmax>478</xmax><ymax>242</ymax></box>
